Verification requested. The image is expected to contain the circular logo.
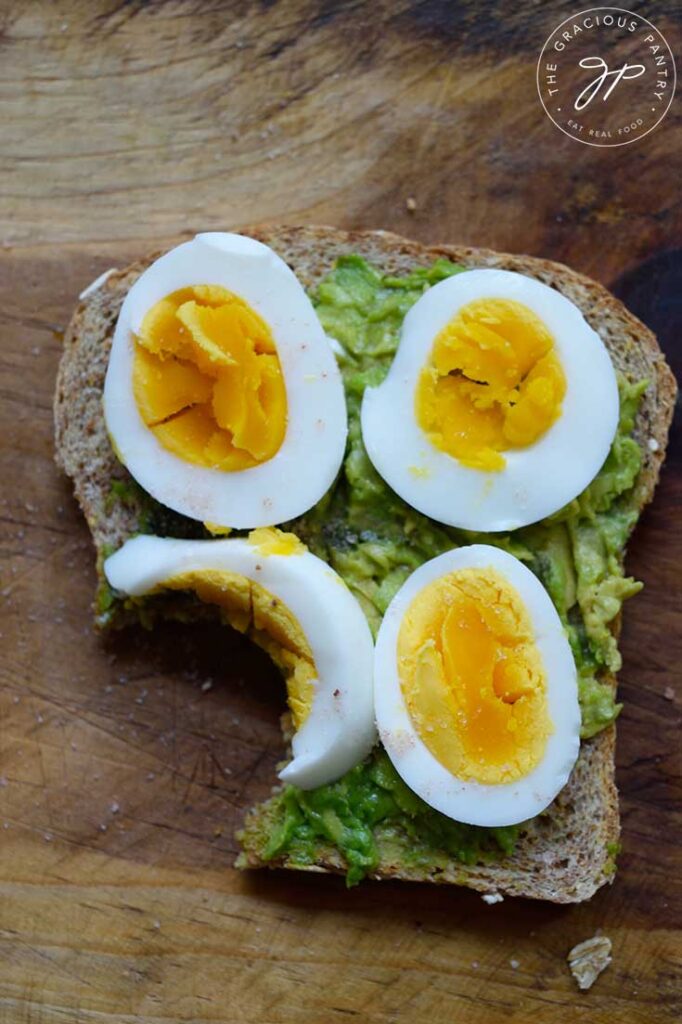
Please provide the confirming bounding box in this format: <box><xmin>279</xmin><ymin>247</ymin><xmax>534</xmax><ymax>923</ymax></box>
<box><xmin>537</xmin><ymin>7</ymin><xmax>676</xmax><ymax>147</ymax></box>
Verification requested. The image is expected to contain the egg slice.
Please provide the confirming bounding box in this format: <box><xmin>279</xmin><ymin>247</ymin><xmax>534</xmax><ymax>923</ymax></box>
<box><xmin>361</xmin><ymin>269</ymin><xmax>619</xmax><ymax>531</ymax></box>
<box><xmin>374</xmin><ymin>544</ymin><xmax>580</xmax><ymax>827</ymax></box>
<box><xmin>104</xmin><ymin>232</ymin><xmax>347</xmax><ymax>529</ymax></box>
<box><xmin>104</xmin><ymin>530</ymin><xmax>376</xmax><ymax>788</ymax></box>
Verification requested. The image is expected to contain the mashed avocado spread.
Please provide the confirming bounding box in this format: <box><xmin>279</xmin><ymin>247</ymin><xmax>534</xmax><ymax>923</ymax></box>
<box><xmin>254</xmin><ymin>747</ymin><xmax>520</xmax><ymax>886</ymax></box>
<box><xmin>104</xmin><ymin>255</ymin><xmax>647</xmax><ymax>885</ymax></box>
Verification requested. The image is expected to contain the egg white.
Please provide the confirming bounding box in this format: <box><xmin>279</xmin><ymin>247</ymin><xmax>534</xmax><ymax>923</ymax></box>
<box><xmin>105</xmin><ymin>534</ymin><xmax>376</xmax><ymax>789</ymax></box>
<box><xmin>104</xmin><ymin>232</ymin><xmax>347</xmax><ymax>529</ymax></box>
<box><xmin>374</xmin><ymin>544</ymin><xmax>580</xmax><ymax>827</ymax></box>
<box><xmin>361</xmin><ymin>269</ymin><xmax>619</xmax><ymax>531</ymax></box>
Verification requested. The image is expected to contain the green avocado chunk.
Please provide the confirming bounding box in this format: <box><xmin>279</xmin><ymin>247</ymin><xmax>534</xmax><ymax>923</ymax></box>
<box><xmin>108</xmin><ymin>254</ymin><xmax>649</xmax><ymax>884</ymax></box>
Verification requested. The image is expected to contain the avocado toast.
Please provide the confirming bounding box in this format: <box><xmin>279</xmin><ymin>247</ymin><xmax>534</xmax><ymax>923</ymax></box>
<box><xmin>54</xmin><ymin>226</ymin><xmax>676</xmax><ymax>903</ymax></box>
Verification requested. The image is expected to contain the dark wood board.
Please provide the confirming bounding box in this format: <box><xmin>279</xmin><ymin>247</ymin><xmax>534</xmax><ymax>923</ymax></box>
<box><xmin>0</xmin><ymin>2</ymin><xmax>680</xmax><ymax>1021</ymax></box>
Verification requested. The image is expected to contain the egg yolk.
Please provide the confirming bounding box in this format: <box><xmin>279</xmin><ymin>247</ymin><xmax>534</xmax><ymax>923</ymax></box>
<box><xmin>415</xmin><ymin>299</ymin><xmax>566</xmax><ymax>471</ymax></box>
<box><xmin>158</xmin><ymin>531</ymin><xmax>315</xmax><ymax>730</ymax></box>
<box><xmin>249</xmin><ymin>526</ymin><xmax>306</xmax><ymax>557</ymax></box>
<box><xmin>397</xmin><ymin>567</ymin><xmax>552</xmax><ymax>785</ymax></box>
<box><xmin>133</xmin><ymin>286</ymin><xmax>287</xmax><ymax>471</ymax></box>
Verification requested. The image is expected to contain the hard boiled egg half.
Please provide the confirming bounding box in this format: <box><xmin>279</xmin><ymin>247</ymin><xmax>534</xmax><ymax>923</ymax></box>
<box><xmin>104</xmin><ymin>233</ymin><xmax>347</xmax><ymax>528</ymax></box>
<box><xmin>104</xmin><ymin>530</ymin><xmax>376</xmax><ymax>788</ymax></box>
<box><xmin>361</xmin><ymin>269</ymin><xmax>619</xmax><ymax>531</ymax></box>
<box><xmin>374</xmin><ymin>544</ymin><xmax>580</xmax><ymax>826</ymax></box>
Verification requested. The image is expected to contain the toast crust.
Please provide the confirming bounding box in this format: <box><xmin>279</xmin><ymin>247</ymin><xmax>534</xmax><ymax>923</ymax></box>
<box><xmin>54</xmin><ymin>226</ymin><xmax>677</xmax><ymax>903</ymax></box>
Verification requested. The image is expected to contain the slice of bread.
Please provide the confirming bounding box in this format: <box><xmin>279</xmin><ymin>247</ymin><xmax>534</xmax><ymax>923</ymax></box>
<box><xmin>54</xmin><ymin>226</ymin><xmax>676</xmax><ymax>903</ymax></box>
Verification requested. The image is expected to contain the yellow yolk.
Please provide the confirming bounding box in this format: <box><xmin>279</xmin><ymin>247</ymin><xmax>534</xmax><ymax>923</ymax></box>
<box><xmin>415</xmin><ymin>299</ymin><xmax>566</xmax><ymax>471</ymax></box>
<box><xmin>204</xmin><ymin>523</ymin><xmax>233</xmax><ymax>536</ymax></box>
<box><xmin>133</xmin><ymin>286</ymin><xmax>287</xmax><ymax>471</ymax></box>
<box><xmin>248</xmin><ymin>527</ymin><xmax>306</xmax><ymax>557</ymax></box>
<box><xmin>161</xmin><ymin>562</ymin><xmax>315</xmax><ymax>730</ymax></box>
<box><xmin>397</xmin><ymin>567</ymin><xmax>552</xmax><ymax>785</ymax></box>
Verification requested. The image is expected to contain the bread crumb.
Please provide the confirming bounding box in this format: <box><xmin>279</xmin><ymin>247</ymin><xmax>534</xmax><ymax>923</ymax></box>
<box><xmin>405</xmin><ymin>197</ymin><xmax>417</xmax><ymax>213</ymax></box>
<box><xmin>482</xmin><ymin>892</ymin><xmax>504</xmax><ymax>904</ymax></box>
<box><xmin>568</xmin><ymin>935</ymin><xmax>612</xmax><ymax>990</ymax></box>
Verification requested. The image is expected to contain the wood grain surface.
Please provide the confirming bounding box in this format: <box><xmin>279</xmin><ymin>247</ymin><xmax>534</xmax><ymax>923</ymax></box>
<box><xmin>0</xmin><ymin>1</ymin><xmax>680</xmax><ymax>1022</ymax></box>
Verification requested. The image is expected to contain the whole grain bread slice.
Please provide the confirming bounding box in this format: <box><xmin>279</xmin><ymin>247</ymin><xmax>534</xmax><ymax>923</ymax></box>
<box><xmin>54</xmin><ymin>226</ymin><xmax>676</xmax><ymax>903</ymax></box>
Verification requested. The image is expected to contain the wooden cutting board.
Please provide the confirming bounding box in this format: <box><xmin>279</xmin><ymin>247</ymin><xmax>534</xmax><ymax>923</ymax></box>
<box><xmin>0</xmin><ymin>2</ymin><xmax>680</xmax><ymax>1022</ymax></box>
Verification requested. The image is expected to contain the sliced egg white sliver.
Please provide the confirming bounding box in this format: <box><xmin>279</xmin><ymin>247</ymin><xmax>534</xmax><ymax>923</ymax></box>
<box><xmin>104</xmin><ymin>534</ymin><xmax>376</xmax><ymax>789</ymax></box>
<box><xmin>361</xmin><ymin>268</ymin><xmax>620</xmax><ymax>532</ymax></box>
<box><xmin>374</xmin><ymin>544</ymin><xmax>580</xmax><ymax>827</ymax></box>
<box><xmin>104</xmin><ymin>232</ymin><xmax>348</xmax><ymax>529</ymax></box>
